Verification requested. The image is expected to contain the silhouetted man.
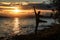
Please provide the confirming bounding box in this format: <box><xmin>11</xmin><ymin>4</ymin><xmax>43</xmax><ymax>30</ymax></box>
<box><xmin>33</xmin><ymin>6</ymin><xmax>47</xmax><ymax>34</ymax></box>
<box><xmin>33</xmin><ymin>6</ymin><xmax>40</xmax><ymax>34</ymax></box>
<box><xmin>35</xmin><ymin>11</ymin><xmax>41</xmax><ymax>34</ymax></box>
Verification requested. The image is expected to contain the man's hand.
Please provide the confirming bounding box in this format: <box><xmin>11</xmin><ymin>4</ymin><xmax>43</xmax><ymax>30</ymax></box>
<box><xmin>32</xmin><ymin>6</ymin><xmax>37</xmax><ymax>15</ymax></box>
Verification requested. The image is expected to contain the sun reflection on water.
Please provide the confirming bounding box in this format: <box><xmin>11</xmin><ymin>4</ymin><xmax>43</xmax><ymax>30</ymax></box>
<box><xmin>13</xmin><ymin>18</ymin><xmax>20</xmax><ymax>34</ymax></box>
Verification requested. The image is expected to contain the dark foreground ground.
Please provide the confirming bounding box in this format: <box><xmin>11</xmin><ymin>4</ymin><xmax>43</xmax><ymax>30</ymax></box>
<box><xmin>0</xmin><ymin>24</ymin><xmax>60</xmax><ymax>40</ymax></box>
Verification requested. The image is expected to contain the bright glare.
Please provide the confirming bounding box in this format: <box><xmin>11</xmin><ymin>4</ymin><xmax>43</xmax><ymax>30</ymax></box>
<box><xmin>12</xmin><ymin>7</ymin><xmax>22</xmax><ymax>14</ymax></box>
<box><xmin>14</xmin><ymin>9</ymin><xmax>20</xmax><ymax>13</ymax></box>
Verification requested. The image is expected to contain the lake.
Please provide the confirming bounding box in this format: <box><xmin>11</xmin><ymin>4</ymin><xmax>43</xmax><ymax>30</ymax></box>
<box><xmin>0</xmin><ymin>17</ymin><xmax>56</xmax><ymax>37</ymax></box>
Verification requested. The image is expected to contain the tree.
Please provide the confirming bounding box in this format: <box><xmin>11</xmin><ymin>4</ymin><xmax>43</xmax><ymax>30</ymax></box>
<box><xmin>52</xmin><ymin>0</ymin><xmax>60</xmax><ymax>23</ymax></box>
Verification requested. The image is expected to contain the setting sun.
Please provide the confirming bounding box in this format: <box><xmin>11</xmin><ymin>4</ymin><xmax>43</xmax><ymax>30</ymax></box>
<box><xmin>13</xmin><ymin>9</ymin><xmax>20</xmax><ymax>13</ymax></box>
<box><xmin>12</xmin><ymin>7</ymin><xmax>22</xmax><ymax>14</ymax></box>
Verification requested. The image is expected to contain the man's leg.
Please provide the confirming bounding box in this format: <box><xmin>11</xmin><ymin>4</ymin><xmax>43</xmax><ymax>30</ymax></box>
<box><xmin>35</xmin><ymin>22</ymin><xmax>39</xmax><ymax>35</ymax></box>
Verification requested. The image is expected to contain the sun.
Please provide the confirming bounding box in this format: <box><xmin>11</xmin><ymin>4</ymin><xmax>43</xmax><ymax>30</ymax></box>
<box><xmin>14</xmin><ymin>9</ymin><xmax>20</xmax><ymax>13</ymax></box>
<box><xmin>12</xmin><ymin>7</ymin><xmax>22</xmax><ymax>14</ymax></box>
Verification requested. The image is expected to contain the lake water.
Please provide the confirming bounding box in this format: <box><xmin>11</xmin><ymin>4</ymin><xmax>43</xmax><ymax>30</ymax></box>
<box><xmin>0</xmin><ymin>17</ymin><xmax>56</xmax><ymax>37</ymax></box>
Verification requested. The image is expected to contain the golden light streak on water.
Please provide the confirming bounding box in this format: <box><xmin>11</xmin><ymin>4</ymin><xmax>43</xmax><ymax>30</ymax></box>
<box><xmin>13</xmin><ymin>18</ymin><xmax>20</xmax><ymax>34</ymax></box>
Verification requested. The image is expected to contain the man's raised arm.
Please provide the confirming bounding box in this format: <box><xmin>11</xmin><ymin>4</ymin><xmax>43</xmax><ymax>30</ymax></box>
<box><xmin>33</xmin><ymin>6</ymin><xmax>37</xmax><ymax>15</ymax></box>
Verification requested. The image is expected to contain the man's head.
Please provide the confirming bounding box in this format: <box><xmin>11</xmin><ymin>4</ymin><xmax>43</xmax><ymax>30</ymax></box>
<box><xmin>38</xmin><ymin>11</ymin><xmax>41</xmax><ymax>15</ymax></box>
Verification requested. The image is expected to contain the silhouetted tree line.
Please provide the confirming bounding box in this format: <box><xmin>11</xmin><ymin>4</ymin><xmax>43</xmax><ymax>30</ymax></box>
<box><xmin>51</xmin><ymin>0</ymin><xmax>60</xmax><ymax>23</ymax></box>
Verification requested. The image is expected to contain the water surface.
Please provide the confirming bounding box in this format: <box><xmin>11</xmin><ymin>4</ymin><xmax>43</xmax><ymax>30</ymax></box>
<box><xmin>0</xmin><ymin>17</ymin><xmax>55</xmax><ymax>37</ymax></box>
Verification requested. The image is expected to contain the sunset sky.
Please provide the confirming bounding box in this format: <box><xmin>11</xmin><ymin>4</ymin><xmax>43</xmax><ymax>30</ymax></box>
<box><xmin>0</xmin><ymin>0</ymin><xmax>50</xmax><ymax>3</ymax></box>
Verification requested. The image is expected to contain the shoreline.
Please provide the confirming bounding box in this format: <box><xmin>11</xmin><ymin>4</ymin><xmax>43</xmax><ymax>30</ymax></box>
<box><xmin>0</xmin><ymin>24</ymin><xmax>60</xmax><ymax>40</ymax></box>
